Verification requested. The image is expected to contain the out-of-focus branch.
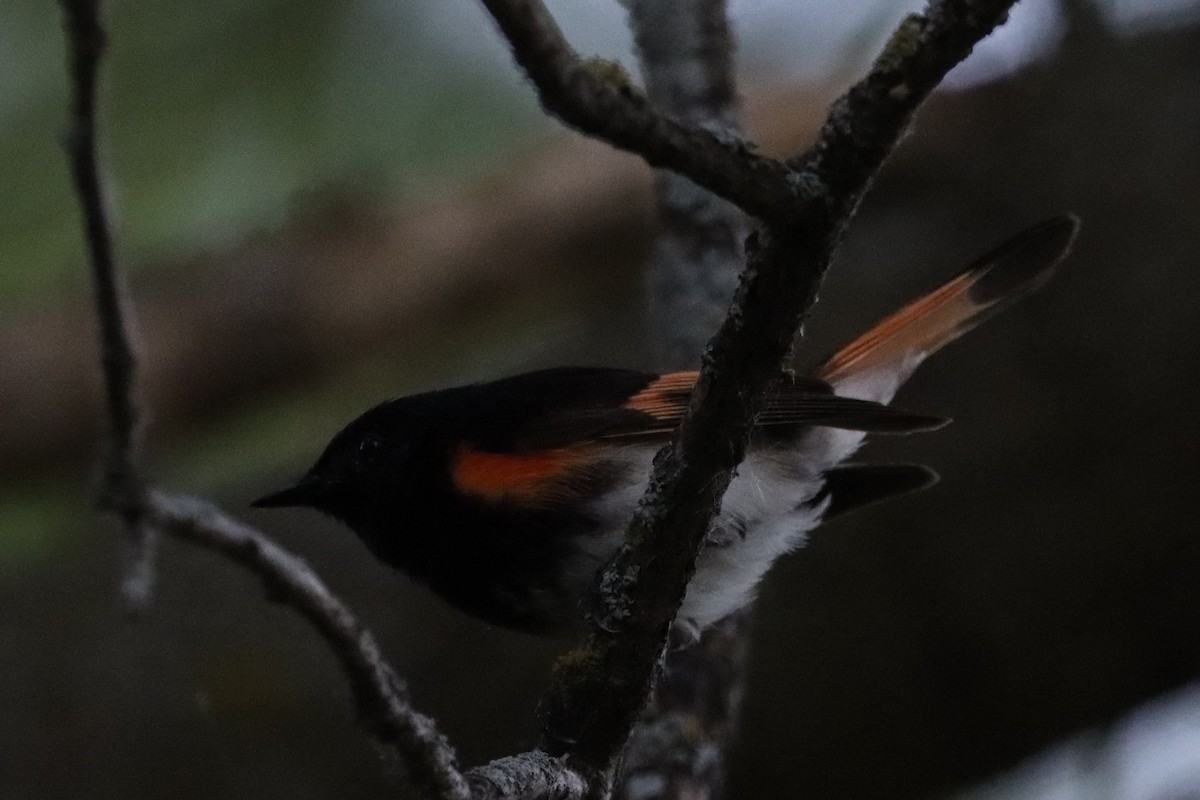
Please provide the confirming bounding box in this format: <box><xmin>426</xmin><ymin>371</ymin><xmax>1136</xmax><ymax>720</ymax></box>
<box><xmin>63</xmin><ymin>0</ymin><xmax>1020</xmax><ymax>793</ymax></box>
<box><xmin>468</xmin><ymin>753</ymin><xmax>589</xmax><ymax>800</ymax></box>
<box><xmin>60</xmin><ymin>0</ymin><xmax>155</xmax><ymax>610</ymax></box>
<box><xmin>631</xmin><ymin>0</ymin><xmax>746</xmax><ymax>368</ymax></box>
<box><xmin>151</xmin><ymin>495</ymin><xmax>594</xmax><ymax>800</ymax></box>
<box><xmin>620</xmin><ymin>2</ymin><xmax>749</xmax><ymax>799</ymax></box>
<box><xmin>482</xmin><ymin>0</ymin><xmax>1019</xmax><ymax>780</ymax></box>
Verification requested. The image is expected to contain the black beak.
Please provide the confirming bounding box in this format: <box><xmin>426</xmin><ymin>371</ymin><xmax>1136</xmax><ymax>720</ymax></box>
<box><xmin>251</xmin><ymin>476</ymin><xmax>323</xmax><ymax>509</ymax></box>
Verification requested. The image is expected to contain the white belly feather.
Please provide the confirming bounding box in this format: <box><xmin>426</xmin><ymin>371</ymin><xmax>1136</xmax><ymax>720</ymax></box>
<box><xmin>576</xmin><ymin>363</ymin><xmax>911</xmax><ymax>630</ymax></box>
<box><xmin>581</xmin><ymin>426</ymin><xmax>870</xmax><ymax>630</ymax></box>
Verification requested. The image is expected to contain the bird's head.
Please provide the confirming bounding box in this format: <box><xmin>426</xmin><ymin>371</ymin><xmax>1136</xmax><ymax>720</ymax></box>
<box><xmin>252</xmin><ymin>400</ymin><xmax>418</xmax><ymax>529</ymax></box>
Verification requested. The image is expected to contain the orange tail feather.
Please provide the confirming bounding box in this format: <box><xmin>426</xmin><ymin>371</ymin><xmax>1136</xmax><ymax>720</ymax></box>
<box><xmin>815</xmin><ymin>215</ymin><xmax>1080</xmax><ymax>388</ymax></box>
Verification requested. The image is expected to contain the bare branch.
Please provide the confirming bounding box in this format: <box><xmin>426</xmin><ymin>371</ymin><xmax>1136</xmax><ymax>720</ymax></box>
<box><xmin>618</xmin><ymin>613</ymin><xmax>749</xmax><ymax>800</ymax></box>
<box><xmin>59</xmin><ymin>0</ymin><xmax>156</xmax><ymax>610</ymax></box>
<box><xmin>148</xmin><ymin>493</ymin><xmax>595</xmax><ymax>798</ymax></box>
<box><xmin>478</xmin><ymin>0</ymin><xmax>797</xmax><ymax>223</ymax></box>
<box><xmin>144</xmin><ymin>491</ymin><xmax>473</xmax><ymax>800</ymax></box>
<box><xmin>621</xmin><ymin>2</ymin><xmax>750</xmax><ymax>798</ymax></box>
<box><xmin>63</xmin><ymin>0</ymin><xmax>1022</xmax><ymax>794</ymax></box>
<box><xmin>495</xmin><ymin>0</ymin><xmax>1021</xmax><ymax>776</ymax></box>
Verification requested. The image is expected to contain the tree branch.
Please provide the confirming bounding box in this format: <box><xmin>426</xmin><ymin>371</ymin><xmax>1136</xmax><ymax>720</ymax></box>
<box><xmin>60</xmin><ymin>0</ymin><xmax>156</xmax><ymax>610</ymax></box>
<box><xmin>141</xmin><ymin>495</ymin><xmax>600</xmax><ymax>800</ymax></box>
<box><xmin>468</xmin><ymin>753</ymin><xmax>589</xmax><ymax>800</ymax></box>
<box><xmin>143</xmin><ymin>491</ymin><xmax>471</xmax><ymax>798</ymax></box>
<box><xmin>537</xmin><ymin>230</ymin><xmax>826</xmax><ymax>773</ymax></box>
<box><xmin>479</xmin><ymin>0</ymin><xmax>1019</xmax><ymax>778</ymax></box>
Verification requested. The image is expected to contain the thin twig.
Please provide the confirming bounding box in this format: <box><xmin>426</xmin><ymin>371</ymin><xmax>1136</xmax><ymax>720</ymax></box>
<box><xmin>481</xmin><ymin>0</ymin><xmax>1019</xmax><ymax>777</ymax></box>
<box><xmin>145</xmin><ymin>491</ymin><xmax>474</xmax><ymax>800</ymax></box>
<box><xmin>60</xmin><ymin>0</ymin><xmax>156</xmax><ymax>610</ymax></box>
<box><xmin>57</xmin><ymin>4</ymin><xmax>479</xmax><ymax>797</ymax></box>
<box><xmin>148</xmin><ymin>491</ymin><xmax>591</xmax><ymax>799</ymax></box>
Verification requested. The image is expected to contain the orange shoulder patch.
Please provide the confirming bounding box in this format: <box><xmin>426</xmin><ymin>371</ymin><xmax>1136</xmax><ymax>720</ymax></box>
<box><xmin>451</xmin><ymin>446</ymin><xmax>586</xmax><ymax>504</ymax></box>
<box><xmin>623</xmin><ymin>371</ymin><xmax>697</xmax><ymax>419</ymax></box>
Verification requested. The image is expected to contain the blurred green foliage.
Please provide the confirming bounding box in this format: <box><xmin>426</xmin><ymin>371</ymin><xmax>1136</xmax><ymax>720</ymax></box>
<box><xmin>0</xmin><ymin>0</ymin><xmax>550</xmax><ymax>566</ymax></box>
<box><xmin>0</xmin><ymin>0</ymin><xmax>538</xmax><ymax>310</ymax></box>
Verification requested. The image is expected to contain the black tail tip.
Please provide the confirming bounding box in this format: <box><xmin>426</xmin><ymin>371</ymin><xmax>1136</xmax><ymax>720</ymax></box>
<box><xmin>969</xmin><ymin>214</ymin><xmax>1081</xmax><ymax>305</ymax></box>
<box><xmin>821</xmin><ymin>463</ymin><xmax>941</xmax><ymax>520</ymax></box>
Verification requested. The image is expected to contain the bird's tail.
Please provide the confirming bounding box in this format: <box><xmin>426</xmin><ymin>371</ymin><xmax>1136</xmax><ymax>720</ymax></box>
<box><xmin>814</xmin><ymin>215</ymin><xmax>1080</xmax><ymax>401</ymax></box>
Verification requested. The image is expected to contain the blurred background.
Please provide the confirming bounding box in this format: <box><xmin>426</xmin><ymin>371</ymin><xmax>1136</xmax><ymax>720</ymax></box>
<box><xmin>3</xmin><ymin>0</ymin><xmax>1200</xmax><ymax>797</ymax></box>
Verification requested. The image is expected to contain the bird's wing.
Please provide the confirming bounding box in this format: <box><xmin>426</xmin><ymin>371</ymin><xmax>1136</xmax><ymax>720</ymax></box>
<box><xmin>448</xmin><ymin>368</ymin><xmax>943</xmax><ymax>506</ymax></box>
<box><xmin>466</xmin><ymin>367</ymin><xmax>946</xmax><ymax>453</ymax></box>
<box><xmin>603</xmin><ymin>370</ymin><xmax>947</xmax><ymax>441</ymax></box>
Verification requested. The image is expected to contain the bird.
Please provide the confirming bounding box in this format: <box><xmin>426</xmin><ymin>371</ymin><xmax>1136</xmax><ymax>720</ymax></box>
<box><xmin>253</xmin><ymin>215</ymin><xmax>1079</xmax><ymax>634</ymax></box>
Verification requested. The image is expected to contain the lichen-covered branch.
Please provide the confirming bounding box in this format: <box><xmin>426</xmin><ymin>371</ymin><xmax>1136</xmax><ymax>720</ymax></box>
<box><xmin>537</xmin><ymin>229</ymin><xmax>826</xmax><ymax>772</ymax></box>
<box><xmin>60</xmin><ymin>0</ymin><xmax>156</xmax><ymax>611</ymax></box>
<box><xmin>479</xmin><ymin>0</ymin><xmax>1020</xmax><ymax>778</ymax></box>
<box><xmin>793</xmin><ymin>0</ymin><xmax>1016</xmax><ymax>204</ymax></box>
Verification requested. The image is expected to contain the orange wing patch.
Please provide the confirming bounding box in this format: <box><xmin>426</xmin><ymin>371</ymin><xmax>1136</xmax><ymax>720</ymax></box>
<box><xmin>452</xmin><ymin>446</ymin><xmax>591</xmax><ymax>505</ymax></box>
<box><xmin>623</xmin><ymin>371</ymin><xmax>697</xmax><ymax>419</ymax></box>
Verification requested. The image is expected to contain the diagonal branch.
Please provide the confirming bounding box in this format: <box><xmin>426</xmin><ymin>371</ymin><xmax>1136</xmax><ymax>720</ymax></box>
<box><xmin>149</xmin><ymin>490</ymin><xmax>594</xmax><ymax>799</ymax></box>
<box><xmin>60</xmin><ymin>0</ymin><xmax>156</xmax><ymax>610</ymax></box>
<box><xmin>482</xmin><ymin>0</ymin><xmax>1015</xmax><ymax>228</ymax></box>
<box><xmin>145</xmin><ymin>492</ymin><xmax>590</xmax><ymax>799</ymax></box>
<box><xmin>144</xmin><ymin>491</ymin><xmax>473</xmax><ymax>800</ymax></box>
<box><xmin>481</xmin><ymin>0</ymin><xmax>1020</xmax><ymax>779</ymax></box>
